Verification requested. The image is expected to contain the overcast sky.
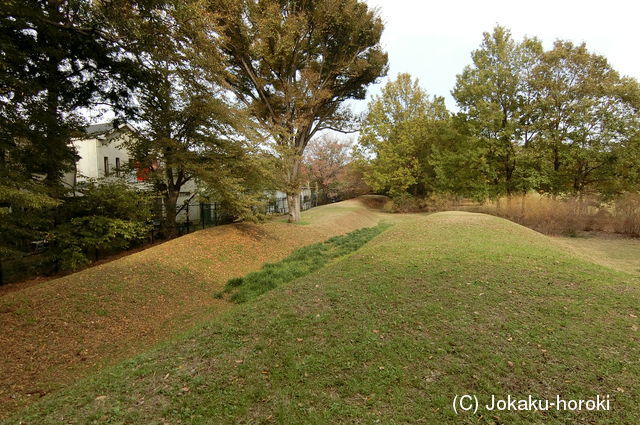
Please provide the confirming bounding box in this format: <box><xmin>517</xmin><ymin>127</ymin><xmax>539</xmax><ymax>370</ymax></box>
<box><xmin>356</xmin><ymin>0</ymin><xmax>640</xmax><ymax>112</ymax></box>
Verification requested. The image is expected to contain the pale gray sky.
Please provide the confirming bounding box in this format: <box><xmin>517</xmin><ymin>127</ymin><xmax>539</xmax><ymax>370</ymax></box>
<box><xmin>357</xmin><ymin>0</ymin><xmax>640</xmax><ymax>111</ymax></box>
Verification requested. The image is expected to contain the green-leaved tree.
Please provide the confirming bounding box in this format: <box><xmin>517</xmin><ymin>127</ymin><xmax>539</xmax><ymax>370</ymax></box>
<box><xmin>105</xmin><ymin>0</ymin><xmax>272</xmax><ymax>237</ymax></box>
<box><xmin>531</xmin><ymin>40</ymin><xmax>640</xmax><ymax>196</ymax></box>
<box><xmin>452</xmin><ymin>26</ymin><xmax>544</xmax><ymax>198</ymax></box>
<box><xmin>358</xmin><ymin>73</ymin><xmax>449</xmax><ymax>198</ymax></box>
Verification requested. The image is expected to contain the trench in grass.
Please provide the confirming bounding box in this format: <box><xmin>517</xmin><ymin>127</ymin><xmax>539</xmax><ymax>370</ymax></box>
<box><xmin>220</xmin><ymin>222</ymin><xmax>391</xmax><ymax>303</ymax></box>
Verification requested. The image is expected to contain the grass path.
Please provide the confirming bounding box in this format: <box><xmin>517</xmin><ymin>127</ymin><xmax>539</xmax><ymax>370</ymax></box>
<box><xmin>6</xmin><ymin>212</ymin><xmax>640</xmax><ymax>424</ymax></box>
<box><xmin>0</xmin><ymin>199</ymin><xmax>394</xmax><ymax>418</ymax></box>
<box><xmin>553</xmin><ymin>235</ymin><xmax>640</xmax><ymax>276</ymax></box>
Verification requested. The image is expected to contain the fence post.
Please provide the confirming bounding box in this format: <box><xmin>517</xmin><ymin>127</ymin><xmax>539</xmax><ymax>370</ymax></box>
<box><xmin>186</xmin><ymin>203</ymin><xmax>190</xmax><ymax>233</ymax></box>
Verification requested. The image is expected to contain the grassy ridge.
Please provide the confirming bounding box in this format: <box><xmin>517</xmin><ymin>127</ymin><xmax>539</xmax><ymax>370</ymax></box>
<box><xmin>224</xmin><ymin>223</ymin><xmax>391</xmax><ymax>303</ymax></box>
<box><xmin>5</xmin><ymin>212</ymin><xmax>640</xmax><ymax>424</ymax></box>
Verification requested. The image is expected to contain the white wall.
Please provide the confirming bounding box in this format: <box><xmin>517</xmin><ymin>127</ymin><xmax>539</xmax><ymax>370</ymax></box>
<box><xmin>175</xmin><ymin>179</ymin><xmax>199</xmax><ymax>222</ymax></box>
<box><xmin>64</xmin><ymin>131</ymin><xmax>134</xmax><ymax>193</ymax></box>
<box><xmin>95</xmin><ymin>133</ymin><xmax>131</xmax><ymax>179</ymax></box>
<box><xmin>75</xmin><ymin>138</ymin><xmax>99</xmax><ymax>178</ymax></box>
<box><xmin>62</xmin><ymin>138</ymin><xmax>98</xmax><ymax>190</ymax></box>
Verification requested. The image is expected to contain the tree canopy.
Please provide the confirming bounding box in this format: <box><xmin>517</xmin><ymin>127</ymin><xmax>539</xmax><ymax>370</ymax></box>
<box><xmin>104</xmin><ymin>0</ymin><xmax>272</xmax><ymax>236</ymax></box>
<box><xmin>358</xmin><ymin>73</ymin><xmax>450</xmax><ymax>198</ymax></box>
<box><xmin>0</xmin><ymin>0</ymin><xmax>143</xmax><ymax>190</ymax></box>
<box><xmin>210</xmin><ymin>0</ymin><xmax>388</xmax><ymax>221</ymax></box>
<box><xmin>303</xmin><ymin>136</ymin><xmax>351</xmax><ymax>202</ymax></box>
<box><xmin>358</xmin><ymin>27</ymin><xmax>640</xmax><ymax>203</ymax></box>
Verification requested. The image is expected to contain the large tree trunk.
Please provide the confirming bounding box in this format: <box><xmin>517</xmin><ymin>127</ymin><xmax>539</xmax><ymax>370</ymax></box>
<box><xmin>285</xmin><ymin>155</ymin><xmax>303</xmax><ymax>222</ymax></box>
<box><xmin>159</xmin><ymin>162</ymin><xmax>187</xmax><ymax>238</ymax></box>
<box><xmin>287</xmin><ymin>192</ymin><xmax>301</xmax><ymax>223</ymax></box>
<box><xmin>42</xmin><ymin>1</ymin><xmax>70</xmax><ymax>195</ymax></box>
<box><xmin>162</xmin><ymin>189</ymin><xmax>179</xmax><ymax>238</ymax></box>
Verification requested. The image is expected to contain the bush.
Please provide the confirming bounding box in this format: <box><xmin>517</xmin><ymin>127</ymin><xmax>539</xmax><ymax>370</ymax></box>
<box><xmin>51</xmin><ymin>180</ymin><xmax>153</xmax><ymax>270</ymax></box>
<box><xmin>613</xmin><ymin>193</ymin><xmax>640</xmax><ymax>236</ymax></box>
<box><xmin>358</xmin><ymin>195</ymin><xmax>394</xmax><ymax>211</ymax></box>
<box><xmin>389</xmin><ymin>194</ymin><xmax>463</xmax><ymax>213</ymax></box>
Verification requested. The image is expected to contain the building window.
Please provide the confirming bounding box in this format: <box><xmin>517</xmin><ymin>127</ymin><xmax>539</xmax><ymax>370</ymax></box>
<box><xmin>104</xmin><ymin>157</ymin><xmax>109</xmax><ymax>176</ymax></box>
<box><xmin>115</xmin><ymin>158</ymin><xmax>121</xmax><ymax>177</ymax></box>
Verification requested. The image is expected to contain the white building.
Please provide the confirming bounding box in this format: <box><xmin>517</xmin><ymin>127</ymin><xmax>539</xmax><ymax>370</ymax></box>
<box><xmin>64</xmin><ymin>121</ymin><xmax>315</xmax><ymax>225</ymax></box>
<box><xmin>63</xmin><ymin>122</ymin><xmax>138</xmax><ymax>189</ymax></box>
<box><xmin>63</xmin><ymin>122</ymin><xmax>197</xmax><ymax>222</ymax></box>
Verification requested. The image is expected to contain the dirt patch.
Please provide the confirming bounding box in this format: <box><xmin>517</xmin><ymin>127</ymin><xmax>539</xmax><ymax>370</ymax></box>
<box><xmin>0</xmin><ymin>199</ymin><xmax>383</xmax><ymax>418</ymax></box>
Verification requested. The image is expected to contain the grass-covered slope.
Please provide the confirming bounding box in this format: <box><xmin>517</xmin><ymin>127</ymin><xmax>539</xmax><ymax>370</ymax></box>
<box><xmin>0</xmin><ymin>199</ymin><xmax>382</xmax><ymax>417</ymax></box>
<box><xmin>6</xmin><ymin>212</ymin><xmax>640</xmax><ymax>424</ymax></box>
<box><xmin>224</xmin><ymin>223</ymin><xmax>391</xmax><ymax>303</ymax></box>
<box><xmin>555</xmin><ymin>234</ymin><xmax>640</xmax><ymax>276</ymax></box>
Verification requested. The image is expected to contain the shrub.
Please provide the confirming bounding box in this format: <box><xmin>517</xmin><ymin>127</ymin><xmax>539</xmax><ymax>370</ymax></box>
<box><xmin>389</xmin><ymin>194</ymin><xmax>463</xmax><ymax>213</ymax></box>
<box><xmin>613</xmin><ymin>193</ymin><xmax>640</xmax><ymax>237</ymax></box>
<box><xmin>51</xmin><ymin>180</ymin><xmax>153</xmax><ymax>270</ymax></box>
<box><xmin>358</xmin><ymin>195</ymin><xmax>394</xmax><ymax>211</ymax></box>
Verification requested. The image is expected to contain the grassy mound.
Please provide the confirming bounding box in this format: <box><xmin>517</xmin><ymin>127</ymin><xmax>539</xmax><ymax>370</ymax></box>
<box><xmin>224</xmin><ymin>223</ymin><xmax>391</xmax><ymax>303</ymax></box>
<box><xmin>5</xmin><ymin>212</ymin><xmax>640</xmax><ymax>424</ymax></box>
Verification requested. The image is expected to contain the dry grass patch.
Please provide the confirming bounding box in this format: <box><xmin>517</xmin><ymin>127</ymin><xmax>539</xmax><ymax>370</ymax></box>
<box><xmin>475</xmin><ymin>193</ymin><xmax>640</xmax><ymax>237</ymax></box>
<box><xmin>554</xmin><ymin>234</ymin><xmax>640</xmax><ymax>276</ymax></box>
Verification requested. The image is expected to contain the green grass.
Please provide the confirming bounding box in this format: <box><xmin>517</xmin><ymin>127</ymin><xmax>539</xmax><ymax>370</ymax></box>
<box><xmin>5</xmin><ymin>212</ymin><xmax>640</xmax><ymax>424</ymax></box>
<box><xmin>224</xmin><ymin>223</ymin><xmax>391</xmax><ymax>303</ymax></box>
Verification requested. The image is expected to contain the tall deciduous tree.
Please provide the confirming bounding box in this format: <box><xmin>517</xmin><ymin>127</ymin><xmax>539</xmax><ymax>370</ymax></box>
<box><xmin>107</xmin><ymin>0</ymin><xmax>271</xmax><ymax>237</ymax></box>
<box><xmin>531</xmin><ymin>40</ymin><xmax>640</xmax><ymax>196</ymax></box>
<box><xmin>303</xmin><ymin>136</ymin><xmax>351</xmax><ymax>202</ymax></box>
<box><xmin>358</xmin><ymin>73</ymin><xmax>449</xmax><ymax>198</ymax></box>
<box><xmin>211</xmin><ymin>0</ymin><xmax>388</xmax><ymax>221</ymax></box>
<box><xmin>452</xmin><ymin>26</ymin><xmax>544</xmax><ymax>198</ymax></box>
<box><xmin>128</xmin><ymin>80</ymin><xmax>269</xmax><ymax>237</ymax></box>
